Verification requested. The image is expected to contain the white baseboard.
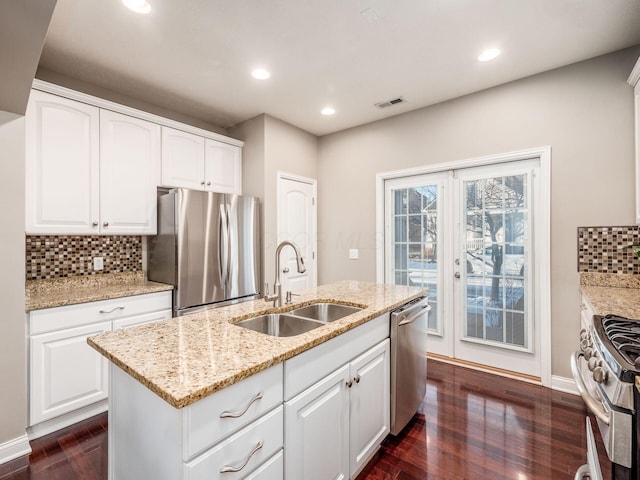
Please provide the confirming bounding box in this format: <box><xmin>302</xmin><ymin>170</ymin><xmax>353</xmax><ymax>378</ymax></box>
<box><xmin>551</xmin><ymin>375</ymin><xmax>578</xmax><ymax>395</ymax></box>
<box><xmin>0</xmin><ymin>434</ymin><xmax>31</xmax><ymax>466</ymax></box>
<box><xmin>27</xmin><ymin>400</ymin><xmax>107</xmax><ymax>440</ymax></box>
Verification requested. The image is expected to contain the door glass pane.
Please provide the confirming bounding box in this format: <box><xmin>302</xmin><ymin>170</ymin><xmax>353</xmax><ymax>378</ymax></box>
<box><xmin>390</xmin><ymin>185</ymin><xmax>440</xmax><ymax>334</ymax></box>
<box><xmin>463</xmin><ymin>174</ymin><xmax>528</xmax><ymax>348</ymax></box>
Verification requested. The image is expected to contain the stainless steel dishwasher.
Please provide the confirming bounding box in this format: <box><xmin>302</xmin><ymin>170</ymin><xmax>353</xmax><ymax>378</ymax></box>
<box><xmin>390</xmin><ymin>296</ymin><xmax>430</xmax><ymax>435</ymax></box>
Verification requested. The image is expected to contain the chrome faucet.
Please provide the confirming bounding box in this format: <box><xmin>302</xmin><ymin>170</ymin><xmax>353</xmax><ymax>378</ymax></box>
<box><xmin>264</xmin><ymin>240</ymin><xmax>306</xmax><ymax>308</ymax></box>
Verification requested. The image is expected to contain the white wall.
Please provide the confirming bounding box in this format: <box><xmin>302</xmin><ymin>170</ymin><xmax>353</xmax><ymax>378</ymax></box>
<box><xmin>0</xmin><ymin>0</ymin><xmax>56</xmax><ymax>115</ymax></box>
<box><xmin>317</xmin><ymin>46</ymin><xmax>640</xmax><ymax>378</ymax></box>
<box><xmin>0</xmin><ymin>112</ymin><xmax>27</xmax><ymax>446</ymax></box>
<box><xmin>230</xmin><ymin>114</ymin><xmax>318</xmax><ymax>287</ymax></box>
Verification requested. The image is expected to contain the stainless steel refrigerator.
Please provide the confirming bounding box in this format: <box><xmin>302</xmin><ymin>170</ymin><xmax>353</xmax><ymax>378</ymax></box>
<box><xmin>147</xmin><ymin>187</ymin><xmax>260</xmax><ymax>316</ymax></box>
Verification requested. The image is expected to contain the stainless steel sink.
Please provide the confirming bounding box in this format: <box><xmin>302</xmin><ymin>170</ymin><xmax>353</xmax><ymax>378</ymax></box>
<box><xmin>234</xmin><ymin>313</ymin><xmax>325</xmax><ymax>337</ymax></box>
<box><xmin>289</xmin><ymin>303</ymin><xmax>362</xmax><ymax>323</ymax></box>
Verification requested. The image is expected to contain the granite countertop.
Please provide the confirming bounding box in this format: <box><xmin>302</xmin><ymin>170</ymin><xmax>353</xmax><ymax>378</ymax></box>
<box><xmin>579</xmin><ymin>272</ymin><xmax>640</xmax><ymax>319</ymax></box>
<box><xmin>26</xmin><ymin>272</ymin><xmax>174</xmax><ymax>311</ymax></box>
<box><xmin>88</xmin><ymin>281</ymin><xmax>425</xmax><ymax>409</ymax></box>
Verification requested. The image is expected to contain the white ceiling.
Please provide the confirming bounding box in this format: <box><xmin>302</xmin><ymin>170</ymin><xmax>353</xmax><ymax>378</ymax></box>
<box><xmin>39</xmin><ymin>0</ymin><xmax>640</xmax><ymax>136</ymax></box>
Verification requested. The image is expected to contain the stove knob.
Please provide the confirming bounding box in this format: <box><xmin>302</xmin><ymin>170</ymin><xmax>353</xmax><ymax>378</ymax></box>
<box><xmin>593</xmin><ymin>366</ymin><xmax>608</xmax><ymax>384</ymax></box>
<box><xmin>588</xmin><ymin>356</ymin><xmax>601</xmax><ymax>372</ymax></box>
<box><xmin>580</xmin><ymin>338</ymin><xmax>591</xmax><ymax>351</ymax></box>
<box><xmin>583</xmin><ymin>347</ymin><xmax>594</xmax><ymax>360</ymax></box>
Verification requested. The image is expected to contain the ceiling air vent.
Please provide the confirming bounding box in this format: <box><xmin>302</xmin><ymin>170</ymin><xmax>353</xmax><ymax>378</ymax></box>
<box><xmin>375</xmin><ymin>97</ymin><xmax>406</xmax><ymax>109</ymax></box>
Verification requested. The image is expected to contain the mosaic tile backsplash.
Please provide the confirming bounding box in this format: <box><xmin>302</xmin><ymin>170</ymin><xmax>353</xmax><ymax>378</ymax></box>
<box><xmin>578</xmin><ymin>226</ymin><xmax>640</xmax><ymax>274</ymax></box>
<box><xmin>26</xmin><ymin>235</ymin><xmax>143</xmax><ymax>280</ymax></box>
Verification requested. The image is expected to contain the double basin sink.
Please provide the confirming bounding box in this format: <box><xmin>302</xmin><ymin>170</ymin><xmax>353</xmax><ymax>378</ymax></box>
<box><xmin>234</xmin><ymin>302</ymin><xmax>362</xmax><ymax>337</ymax></box>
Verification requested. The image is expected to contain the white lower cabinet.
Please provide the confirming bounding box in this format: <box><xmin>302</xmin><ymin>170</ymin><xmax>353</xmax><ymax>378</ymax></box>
<box><xmin>184</xmin><ymin>407</ymin><xmax>283</xmax><ymax>480</ymax></box>
<box><xmin>349</xmin><ymin>340</ymin><xmax>390</xmax><ymax>476</ymax></box>
<box><xmin>109</xmin><ymin>363</ymin><xmax>284</xmax><ymax>480</ymax></box>
<box><xmin>30</xmin><ymin>320</ymin><xmax>111</xmax><ymax>425</ymax></box>
<box><xmin>28</xmin><ymin>291</ymin><xmax>171</xmax><ymax>438</ymax></box>
<box><xmin>285</xmin><ymin>364</ymin><xmax>351</xmax><ymax>480</ymax></box>
<box><xmin>285</xmin><ymin>339</ymin><xmax>390</xmax><ymax>480</ymax></box>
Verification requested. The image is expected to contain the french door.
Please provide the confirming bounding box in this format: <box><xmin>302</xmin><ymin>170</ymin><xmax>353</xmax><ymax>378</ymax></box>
<box><xmin>384</xmin><ymin>159</ymin><xmax>543</xmax><ymax>378</ymax></box>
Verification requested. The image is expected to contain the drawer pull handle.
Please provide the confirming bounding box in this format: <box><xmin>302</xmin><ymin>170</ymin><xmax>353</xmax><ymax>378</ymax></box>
<box><xmin>219</xmin><ymin>440</ymin><xmax>263</xmax><ymax>473</ymax></box>
<box><xmin>99</xmin><ymin>306</ymin><xmax>125</xmax><ymax>314</ymax></box>
<box><xmin>219</xmin><ymin>392</ymin><xmax>263</xmax><ymax>418</ymax></box>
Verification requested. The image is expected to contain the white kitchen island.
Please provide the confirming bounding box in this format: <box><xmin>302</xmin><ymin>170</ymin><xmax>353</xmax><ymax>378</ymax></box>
<box><xmin>88</xmin><ymin>281</ymin><xmax>425</xmax><ymax>480</ymax></box>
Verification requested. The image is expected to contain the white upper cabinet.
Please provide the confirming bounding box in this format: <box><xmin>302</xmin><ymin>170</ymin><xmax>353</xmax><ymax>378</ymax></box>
<box><xmin>205</xmin><ymin>138</ymin><xmax>242</xmax><ymax>194</ymax></box>
<box><xmin>161</xmin><ymin>127</ymin><xmax>205</xmax><ymax>190</ymax></box>
<box><xmin>26</xmin><ymin>90</ymin><xmax>161</xmax><ymax>235</ymax></box>
<box><xmin>100</xmin><ymin>110</ymin><xmax>160</xmax><ymax>234</ymax></box>
<box><xmin>162</xmin><ymin>126</ymin><xmax>242</xmax><ymax>194</ymax></box>
<box><xmin>26</xmin><ymin>90</ymin><xmax>100</xmax><ymax>234</ymax></box>
<box><xmin>26</xmin><ymin>82</ymin><xmax>244</xmax><ymax>235</ymax></box>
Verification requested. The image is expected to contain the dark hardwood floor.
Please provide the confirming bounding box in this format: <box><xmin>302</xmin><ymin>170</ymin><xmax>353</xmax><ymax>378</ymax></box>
<box><xmin>0</xmin><ymin>359</ymin><xmax>606</xmax><ymax>479</ymax></box>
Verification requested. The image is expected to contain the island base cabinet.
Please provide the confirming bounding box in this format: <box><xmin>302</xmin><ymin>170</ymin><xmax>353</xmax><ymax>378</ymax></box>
<box><xmin>109</xmin><ymin>364</ymin><xmax>284</xmax><ymax>480</ymax></box>
<box><xmin>284</xmin><ymin>339</ymin><xmax>390</xmax><ymax>480</ymax></box>
<box><xmin>284</xmin><ymin>364</ymin><xmax>351</xmax><ymax>480</ymax></box>
<box><xmin>349</xmin><ymin>340</ymin><xmax>390</xmax><ymax>477</ymax></box>
<box><xmin>184</xmin><ymin>407</ymin><xmax>283</xmax><ymax>480</ymax></box>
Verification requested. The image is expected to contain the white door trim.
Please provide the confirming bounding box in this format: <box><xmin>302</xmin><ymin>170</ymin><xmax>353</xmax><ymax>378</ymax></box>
<box><xmin>276</xmin><ymin>171</ymin><xmax>318</xmax><ymax>288</ymax></box>
<box><xmin>375</xmin><ymin>146</ymin><xmax>551</xmax><ymax>387</ymax></box>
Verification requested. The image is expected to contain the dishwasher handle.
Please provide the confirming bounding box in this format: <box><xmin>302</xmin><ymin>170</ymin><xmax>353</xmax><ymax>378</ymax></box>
<box><xmin>398</xmin><ymin>305</ymin><xmax>431</xmax><ymax>326</ymax></box>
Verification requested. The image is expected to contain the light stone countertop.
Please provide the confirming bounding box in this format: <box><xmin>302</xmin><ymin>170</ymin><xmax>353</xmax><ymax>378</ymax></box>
<box><xmin>88</xmin><ymin>281</ymin><xmax>426</xmax><ymax>409</ymax></box>
<box><xmin>579</xmin><ymin>272</ymin><xmax>640</xmax><ymax>319</ymax></box>
<box><xmin>26</xmin><ymin>272</ymin><xmax>174</xmax><ymax>311</ymax></box>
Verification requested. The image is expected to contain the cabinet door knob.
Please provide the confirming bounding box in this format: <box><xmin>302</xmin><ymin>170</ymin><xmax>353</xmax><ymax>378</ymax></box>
<box><xmin>207</xmin><ymin>181</ymin><xmax>211</xmax><ymax>186</ymax></box>
<box><xmin>92</xmin><ymin>221</ymin><xmax>99</xmax><ymax>227</ymax></box>
<box><xmin>200</xmin><ymin>180</ymin><xmax>206</xmax><ymax>185</ymax></box>
<box><xmin>354</xmin><ymin>375</ymin><xmax>361</xmax><ymax>384</ymax></box>
<box><xmin>103</xmin><ymin>222</ymin><xmax>109</xmax><ymax>227</ymax></box>
<box><xmin>346</xmin><ymin>380</ymin><xmax>353</xmax><ymax>388</ymax></box>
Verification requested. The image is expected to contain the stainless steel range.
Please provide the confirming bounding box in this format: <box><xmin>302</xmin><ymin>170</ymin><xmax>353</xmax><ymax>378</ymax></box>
<box><xmin>572</xmin><ymin>314</ymin><xmax>640</xmax><ymax>480</ymax></box>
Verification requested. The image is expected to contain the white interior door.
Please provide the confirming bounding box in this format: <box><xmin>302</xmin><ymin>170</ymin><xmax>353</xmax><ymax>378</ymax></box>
<box><xmin>384</xmin><ymin>157</ymin><xmax>546</xmax><ymax>380</ymax></box>
<box><xmin>277</xmin><ymin>173</ymin><xmax>317</xmax><ymax>292</ymax></box>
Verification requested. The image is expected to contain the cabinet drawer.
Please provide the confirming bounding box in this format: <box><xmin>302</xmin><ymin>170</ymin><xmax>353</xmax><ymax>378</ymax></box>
<box><xmin>184</xmin><ymin>406</ymin><xmax>283</xmax><ymax>480</ymax></box>
<box><xmin>244</xmin><ymin>450</ymin><xmax>283</xmax><ymax>480</ymax></box>
<box><xmin>112</xmin><ymin>309</ymin><xmax>172</xmax><ymax>330</ymax></box>
<box><xmin>30</xmin><ymin>291</ymin><xmax>171</xmax><ymax>334</ymax></box>
<box><xmin>184</xmin><ymin>364</ymin><xmax>283</xmax><ymax>460</ymax></box>
<box><xmin>284</xmin><ymin>313</ymin><xmax>389</xmax><ymax>400</ymax></box>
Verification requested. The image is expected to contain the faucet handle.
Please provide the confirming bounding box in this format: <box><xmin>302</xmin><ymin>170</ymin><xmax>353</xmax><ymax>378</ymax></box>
<box><xmin>286</xmin><ymin>291</ymin><xmax>300</xmax><ymax>304</ymax></box>
<box><xmin>263</xmin><ymin>282</ymin><xmax>270</xmax><ymax>297</ymax></box>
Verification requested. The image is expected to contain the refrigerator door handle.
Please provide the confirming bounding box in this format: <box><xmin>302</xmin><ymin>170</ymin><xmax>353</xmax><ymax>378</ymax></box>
<box><xmin>225</xmin><ymin>203</ymin><xmax>232</xmax><ymax>291</ymax></box>
<box><xmin>219</xmin><ymin>204</ymin><xmax>229</xmax><ymax>288</ymax></box>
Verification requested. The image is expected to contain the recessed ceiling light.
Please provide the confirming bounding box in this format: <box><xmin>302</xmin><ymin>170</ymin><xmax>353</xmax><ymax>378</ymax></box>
<box><xmin>478</xmin><ymin>48</ymin><xmax>501</xmax><ymax>62</ymax></box>
<box><xmin>321</xmin><ymin>107</ymin><xmax>336</xmax><ymax>116</ymax></box>
<box><xmin>122</xmin><ymin>0</ymin><xmax>151</xmax><ymax>14</ymax></box>
<box><xmin>251</xmin><ymin>69</ymin><xmax>271</xmax><ymax>80</ymax></box>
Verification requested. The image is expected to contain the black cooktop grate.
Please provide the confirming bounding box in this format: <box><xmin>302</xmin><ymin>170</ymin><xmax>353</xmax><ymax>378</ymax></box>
<box><xmin>596</xmin><ymin>315</ymin><xmax>640</xmax><ymax>381</ymax></box>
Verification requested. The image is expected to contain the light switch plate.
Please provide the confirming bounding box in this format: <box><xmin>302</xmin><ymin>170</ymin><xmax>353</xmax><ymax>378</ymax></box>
<box><xmin>349</xmin><ymin>249</ymin><xmax>359</xmax><ymax>260</ymax></box>
<box><xmin>93</xmin><ymin>257</ymin><xmax>104</xmax><ymax>271</ymax></box>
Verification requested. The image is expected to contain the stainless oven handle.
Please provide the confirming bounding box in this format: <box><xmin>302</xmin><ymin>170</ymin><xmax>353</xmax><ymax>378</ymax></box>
<box><xmin>573</xmin><ymin>464</ymin><xmax>590</xmax><ymax>480</ymax></box>
<box><xmin>570</xmin><ymin>351</ymin><xmax>610</xmax><ymax>426</ymax></box>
